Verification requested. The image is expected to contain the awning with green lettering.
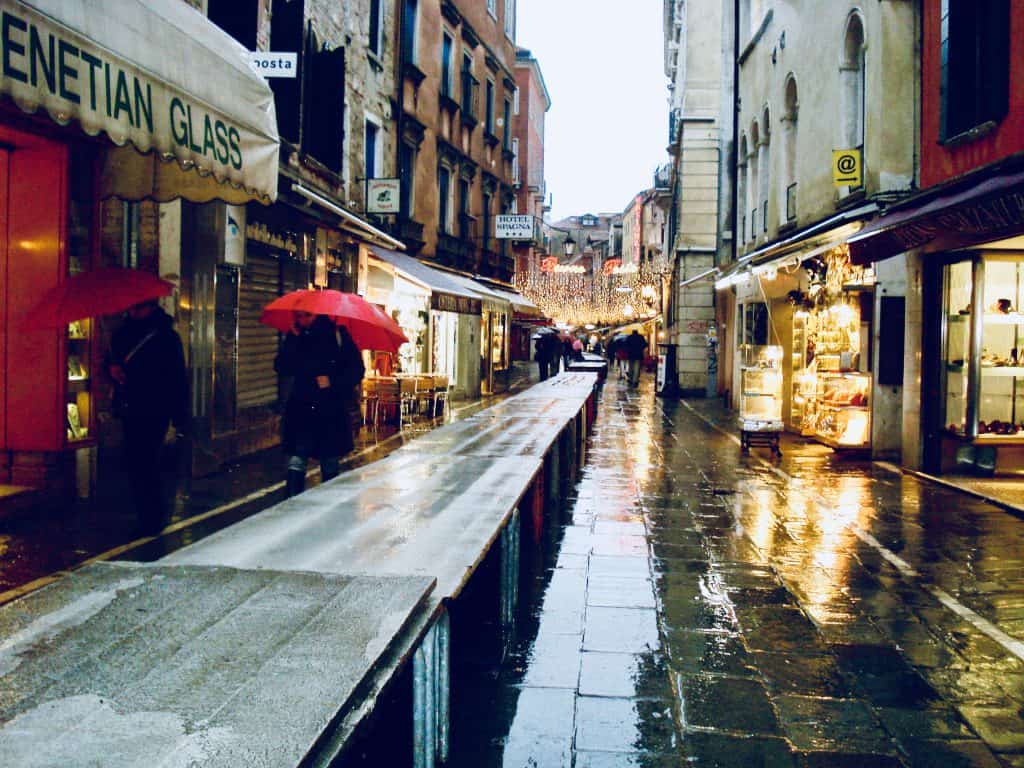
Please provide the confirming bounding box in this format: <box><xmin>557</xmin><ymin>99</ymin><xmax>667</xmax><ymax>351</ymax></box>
<box><xmin>0</xmin><ymin>0</ymin><xmax>280</xmax><ymax>204</ymax></box>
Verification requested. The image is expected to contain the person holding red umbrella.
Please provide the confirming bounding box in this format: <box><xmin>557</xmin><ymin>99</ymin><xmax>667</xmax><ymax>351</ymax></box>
<box><xmin>106</xmin><ymin>300</ymin><xmax>189</xmax><ymax>535</ymax></box>
<box><xmin>275</xmin><ymin>310</ymin><xmax>365</xmax><ymax>497</ymax></box>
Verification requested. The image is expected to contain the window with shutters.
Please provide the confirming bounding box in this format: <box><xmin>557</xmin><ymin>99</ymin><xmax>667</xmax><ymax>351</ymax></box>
<box><xmin>269</xmin><ymin>0</ymin><xmax>305</xmax><ymax>144</ymax></box>
<box><xmin>303</xmin><ymin>37</ymin><xmax>346</xmax><ymax>173</ymax></box>
<box><xmin>402</xmin><ymin>0</ymin><xmax>419</xmax><ymax>64</ymax></box>
<box><xmin>441</xmin><ymin>33</ymin><xmax>454</xmax><ymax>98</ymax></box>
<box><xmin>369</xmin><ymin>0</ymin><xmax>383</xmax><ymax>56</ymax></box>
<box><xmin>940</xmin><ymin>0</ymin><xmax>1010</xmax><ymax>141</ymax></box>
<box><xmin>207</xmin><ymin>0</ymin><xmax>258</xmax><ymax>49</ymax></box>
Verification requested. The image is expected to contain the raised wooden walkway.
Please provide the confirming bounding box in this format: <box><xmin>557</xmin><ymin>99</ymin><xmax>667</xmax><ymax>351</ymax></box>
<box><xmin>0</xmin><ymin>372</ymin><xmax>599</xmax><ymax>768</ymax></box>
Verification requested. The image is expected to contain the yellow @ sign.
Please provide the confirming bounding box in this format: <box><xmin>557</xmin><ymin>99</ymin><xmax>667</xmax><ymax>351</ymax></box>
<box><xmin>833</xmin><ymin>149</ymin><xmax>862</xmax><ymax>187</ymax></box>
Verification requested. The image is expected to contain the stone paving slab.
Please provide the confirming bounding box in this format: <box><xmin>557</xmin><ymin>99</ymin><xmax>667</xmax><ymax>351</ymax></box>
<box><xmin>0</xmin><ymin>562</ymin><xmax>433</xmax><ymax>767</ymax></box>
<box><xmin>448</xmin><ymin>380</ymin><xmax>1024</xmax><ymax>767</ymax></box>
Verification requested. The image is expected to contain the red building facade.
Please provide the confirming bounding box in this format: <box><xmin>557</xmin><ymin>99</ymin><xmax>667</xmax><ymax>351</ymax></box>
<box><xmin>512</xmin><ymin>48</ymin><xmax>551</xmax><ymax>276</ymax></box>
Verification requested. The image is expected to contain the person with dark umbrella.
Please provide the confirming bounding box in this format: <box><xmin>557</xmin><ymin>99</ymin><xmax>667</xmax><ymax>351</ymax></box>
<box><xmin>275</xmin><ymin>311</ymin><xmax>365</xmax><ymax>497</ymax></box>
<box><xmin>107</xmin><ymin>300</ymin><xmax>188</xmax><ymax>535</ymax></box>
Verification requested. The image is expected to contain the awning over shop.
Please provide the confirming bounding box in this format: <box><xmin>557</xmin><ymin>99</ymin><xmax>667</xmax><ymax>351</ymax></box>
<box><xmin>1</xmin><ymin>0</ymin><xmax>280</xmax><ymax>203</ymax></box>
<box><xmin>848</xmin><ymin>167</ymin><xmax>1024</xmax><ymax>264</ymax></box>
<box><xmin>442</xmin><ymin>274</ymin><xmax>510</xmax><ymax>315</ymax></box>
<box><xmin>715</xmin><ymin>204</ymin><xmax>877</xmax><ymax>289</ymax></box>
<box><xmin>367</xmin><ymin>247</ymin><xmax>483</xmax><ymax>315</ymax></box>
<box><xmin>292</xmin><ymin>183</ymin><xmax>406</xmax><ymax>251</ymax></box>
<box><xmin>475</xmin><ymin>285</ymin><xmax>542</xmax><ymax>317</ymax></box>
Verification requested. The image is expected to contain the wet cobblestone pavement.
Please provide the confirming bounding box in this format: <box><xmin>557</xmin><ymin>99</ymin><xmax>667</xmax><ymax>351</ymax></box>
<box><xmin>449</xmin><ymin>376</ymin><xmax>1024</xmax><ymax>767</ymax></box>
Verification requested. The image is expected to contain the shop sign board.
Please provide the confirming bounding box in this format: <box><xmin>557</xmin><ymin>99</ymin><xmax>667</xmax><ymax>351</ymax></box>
<box><xmin>833</xmin><ymin>149</ymin><xmax>862</xmax><ymax>187</ymax></box>
<box><xmin>495</xmin><ymin>214</ymin><xmax>535</xmax><ymax>240</ymax></box>
<box><xmin>367</xmin><ymin>178</ymin><xmax>401</xmax><ymax>214</ymax></box>
<box><xmin>249</xmin><ymin>52</ymin><xmax>298</xmax><ymax>78</ymax></box>
<box><xmin>223</xmin><ymin>205</ymin><xmax>246</xmax><ymax>265</ymax></box>
<box><xmin>0</xmin><ymin>0</ymin><xmax>280</xmax><ymax>201</ymax></box>
<box><xmin>431</xmin><ymin>292</ymin><xmax>482</xmax><ymax>315</ymax></box>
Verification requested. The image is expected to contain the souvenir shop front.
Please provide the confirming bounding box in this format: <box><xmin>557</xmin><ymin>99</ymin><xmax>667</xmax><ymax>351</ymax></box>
<box><xmin>729</xmin><ymin>243</ymin><xmax>876</xmax><ymax>453</ymax></box>
<box><xmin>850</xmin><ymin>167</ymin><xmax>1024</xmax><ymax>476</ymax></box>
<box><xmin>0</xmin><ymin>0</ymin><xmax>278</xmax><ymax>497</ymax></box>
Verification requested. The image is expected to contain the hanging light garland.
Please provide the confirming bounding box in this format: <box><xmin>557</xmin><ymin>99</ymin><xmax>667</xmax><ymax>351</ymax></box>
<box><xmin>515</xmin><ymin>256</ymin><xmax>672</xmax><ymax>326</ymax></box>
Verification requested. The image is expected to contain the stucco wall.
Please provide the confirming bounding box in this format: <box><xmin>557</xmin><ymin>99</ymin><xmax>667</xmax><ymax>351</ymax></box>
<box><xmin>735</xmin><ymin>0</ymin><xmax>916</xmax><ymax>252</ymax></box>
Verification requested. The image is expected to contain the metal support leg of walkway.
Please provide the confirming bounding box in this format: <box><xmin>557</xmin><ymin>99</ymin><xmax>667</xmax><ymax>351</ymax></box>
<box><xmin>413</xmin><ymin>610</ymin><xmax>450</xmax><ymax>768</ymax></box>
<box><xmin>500</xmin><ymin>509</ymin><xmax>521</xmax><ymax>633</ymax></box>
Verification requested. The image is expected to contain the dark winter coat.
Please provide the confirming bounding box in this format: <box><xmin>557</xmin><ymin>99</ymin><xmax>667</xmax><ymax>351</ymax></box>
<box><xmin>108</xmin><ymin>307</ymin><xmax>188</xmax><ymax>434</ymax></box>
<box><xmin>275</xmin><ymin>317</ymin><xmax>365</xmax><ymax>459</ymax></box>
<box><xmin>625</xmin><ymin>332</ymin><xmax>648</xmax><ymax>361</ymax></box>
<box><xmin>535</xmin><ymin>333</ymin><xmax>558</xmax><ymax>362</ymax></box>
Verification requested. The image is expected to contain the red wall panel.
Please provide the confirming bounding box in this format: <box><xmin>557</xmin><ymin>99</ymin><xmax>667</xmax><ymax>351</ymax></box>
<box><xmin>0</xmin><ymin>148</ymin><xmax>7</xmax><ymax>453</ymax></box>
<box><xmin>5</xmin><ymin>135</ymin><xmax>66</xmax><ymax>452</ymax></box>
<box><xmin>921</xmin><ymin>0</ymin><xmax>1024</xmax><ymax>187</ymax></box>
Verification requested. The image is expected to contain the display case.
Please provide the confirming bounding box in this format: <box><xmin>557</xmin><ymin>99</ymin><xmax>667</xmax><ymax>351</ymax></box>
<box><xmin>64</xmin><ymin>156</ymin><xmax>97</xmax><ymax>448</ymax></box>
<box><xmin>977</xmin><ymin>258</ymin><xmax>1024</xmax><ymax>439</ymax></box>
<box><xmin>941</xmin><ymin>257</ymin><xmax>1024</xmax><ymax>442</ymax></box>
<box><xmin>790</xmin><ymin>312</ymin><xmax>817</xmax><ymax>434</ymax></box>
<box><xmin>813</xmin><ymin>372</ymin><xmax>871</xmax><ymax>449</ymax></box>
<box><xmin>739</xmin><ymin>345</ymin><xmax>784</xmax><ymax>429</ymax></box>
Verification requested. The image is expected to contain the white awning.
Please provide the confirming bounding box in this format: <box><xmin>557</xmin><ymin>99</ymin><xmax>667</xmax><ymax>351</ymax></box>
<box><xmin>1</xmin><ymin>0</ymin><xmax>280</xmax><ymax>204</ymax></box>
<box><xmin>478</xmin><ymin>285</ymin><xmax>542</xmax><ymax>316</ymax></box>
<box><xmin>366</xmin><ymin>247</ymin><xmax>483</xmax><ymax>315</ymax></box>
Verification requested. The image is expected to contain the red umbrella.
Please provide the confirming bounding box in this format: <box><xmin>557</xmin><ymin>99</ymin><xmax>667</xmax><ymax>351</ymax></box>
<box><xmin>260</xmin><ymin>289</ymin><xmax>408</xmax><ymax>353</ymax></box>
<box><xmin>28</xmin><ymin>268</ymin><xmax>174</xmax><ymax>328</ymax></box>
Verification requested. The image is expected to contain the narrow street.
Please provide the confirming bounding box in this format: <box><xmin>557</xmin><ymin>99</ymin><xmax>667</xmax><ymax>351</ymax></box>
<box><xmin>449</xmin><ymin>375</ymin><xmax>1024</xmax><ymax>767</ymax></box>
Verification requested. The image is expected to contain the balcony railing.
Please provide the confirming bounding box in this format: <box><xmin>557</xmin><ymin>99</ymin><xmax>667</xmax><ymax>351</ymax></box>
<box><xmin>786</xmin><ymin>183</ymin><xmax>797</xmax><ymax>221</ymax></box>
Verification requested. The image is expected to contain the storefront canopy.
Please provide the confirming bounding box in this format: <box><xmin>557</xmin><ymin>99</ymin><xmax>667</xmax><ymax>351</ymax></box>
<box><xmin>368</xmin><ymin>247</ymin><xmax>483</xmax><ymax>315</ymax></box>
<box><xmin>848</xmin><ymin>167</ymin><xmax>1024</xmax><ymax>265</ymax></box>
<box><xmin>1</xmin><ymin>0</ymin><xmax>280</xmax><ymax>204</ymax></box>
<box><xmin>476</xmin><ymin>285</ymin><xmax>542</xmax><ymax>317</ymax></box>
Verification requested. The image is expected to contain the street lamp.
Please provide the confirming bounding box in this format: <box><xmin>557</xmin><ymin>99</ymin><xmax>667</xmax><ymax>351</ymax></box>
<box><xmin>563</xmin><ymin>235</ymin><xmax>576</xmax><ymax>258</ymax></box>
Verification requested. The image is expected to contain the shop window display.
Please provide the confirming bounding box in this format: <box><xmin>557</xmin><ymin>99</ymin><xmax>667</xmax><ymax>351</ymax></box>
<box><xmin>944</xmin><ymin>256</ymin><xmax>1024</xmax><ymax>440</ymax></box>
<box><xmin>786</xmin><ymin>247</ymin><xmax>873</xmax><ymax>450</ymax></box>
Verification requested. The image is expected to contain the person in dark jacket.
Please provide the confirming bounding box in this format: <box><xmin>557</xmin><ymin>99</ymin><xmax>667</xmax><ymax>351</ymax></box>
<box><xmin>107</xmin><ymin>300</ymin><xmax>188</xmax><ymax>535</ymax></box>
<box><xmin>561</xmin><ymin>338</ymin><xmax>573</xmax><ymax>372</ymax></box>
<box><xmin>625</xmin><ymin>330</ymin><xmax>648</xmax><ymax>387</ymax></box>
<box><xmin>535</xmin><ymin>333</ymin><xmax>554</xmax><ymax>381</ymax></box>
<box><xmin>275</xmin><ymin>312</ymin><xmax>365</xmax><ymax>497</ymax></box>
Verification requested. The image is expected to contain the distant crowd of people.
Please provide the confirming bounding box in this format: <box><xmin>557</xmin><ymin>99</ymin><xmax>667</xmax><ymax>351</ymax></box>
<box><xmin>534</xmin><ymin>328</ymin><xmax>648</xmax><ymax>387</ymax></box>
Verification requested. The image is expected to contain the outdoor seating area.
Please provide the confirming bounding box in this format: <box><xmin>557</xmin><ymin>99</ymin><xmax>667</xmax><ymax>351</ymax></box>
<box><xmin>362</xmin><ymin>373</ymin><xmax>452</xmax><ymax>431</ymax></box>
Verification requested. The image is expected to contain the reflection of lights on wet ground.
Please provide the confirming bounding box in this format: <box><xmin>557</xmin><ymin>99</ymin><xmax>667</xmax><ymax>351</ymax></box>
<box><xmin>801</xmin><ymin>477</ymin><xmax>867</xmax><ymax>606</ymax></box>
<box><xmin>745</xmin><ymin>488</ymin><xmax>777</xmax><ymax>554</ymax></box>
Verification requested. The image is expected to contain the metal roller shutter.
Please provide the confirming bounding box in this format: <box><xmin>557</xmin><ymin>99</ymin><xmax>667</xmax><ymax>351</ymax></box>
<box><xmin>237</xmin><ymin>253</ymin><xmax>281</xmax><ymax>409</ymax></box>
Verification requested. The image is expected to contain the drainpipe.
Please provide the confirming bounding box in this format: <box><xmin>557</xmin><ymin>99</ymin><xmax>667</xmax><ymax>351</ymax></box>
<box><xmin>395</xmin><ymin>0</ymin><xmax>405</xmax><ymax>225</ymax></box>
<box><xmin>731</xmin><ymin>0</ymin><xmax>740</xmax><ymax>266</ymax></box>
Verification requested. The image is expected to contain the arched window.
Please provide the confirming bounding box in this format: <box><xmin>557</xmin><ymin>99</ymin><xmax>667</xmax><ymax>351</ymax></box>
<box><xmin>781</xmin><ymin>75</ymin><xmax>798</xmax><ymax>222</ymax></box>
<box><xmin>758</xmin><ymin>106</ymin><xmax>771</xmax><ymax>234</ymax></box>
<box><xmin>737</xmin><ymin>134</ymin><xmax>748</xmax><ymax>243</ymax></box>
<box><xmin>748</xmin><ymin>121</ymin><xmax>760</xmax><ymax>240</ymax></box>
<box><xmin>841</xmin><ymin>12</ymin><xmax>866</xmax><ymax>151</ymax></box>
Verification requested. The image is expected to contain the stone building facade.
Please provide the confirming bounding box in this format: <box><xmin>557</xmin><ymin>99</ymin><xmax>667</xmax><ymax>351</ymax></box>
<box><xmin>664</xmin><ymin>0</ymin><xmax>728</xmax><ymax>395</ymax></box>
<box><xmin>512</xmin><ymin>47</ymin><xmax>552</xmax><ymax>276</ymax></box>
<box><xmin>397</xmin><ymin>0</ymin><xmax>520</xmax><ymax>282</ymax></box>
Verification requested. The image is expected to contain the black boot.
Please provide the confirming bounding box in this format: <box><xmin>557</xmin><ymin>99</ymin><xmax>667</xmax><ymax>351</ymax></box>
<box><xmin>286</xmin><ymin>469</ymin><xmax>305</xmax><ymax>498</ymax></box>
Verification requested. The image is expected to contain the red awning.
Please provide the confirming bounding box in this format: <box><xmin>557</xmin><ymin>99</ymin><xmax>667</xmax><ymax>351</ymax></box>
<box><xmin>848</xmin><ymin>168</ymin><xmax>1024</xmax><ymax>264</ymax></box>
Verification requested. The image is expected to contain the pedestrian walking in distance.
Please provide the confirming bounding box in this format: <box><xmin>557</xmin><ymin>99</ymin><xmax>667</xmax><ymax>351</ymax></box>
<box><xmin>107</xmin><ymin>300</ymin><xmax>188</xmax><ymax>535</ymax></box>
<box><xmin>276</xmin><ymin>311</ymin><xmax>365</xmax><ymax>497</ymax></box>
<box><xmin>625</xmin><ymin>330</ymin><xmax>648</xmax><ymax>388</ymax></box>
<box><xmin>535</xmin><ymin>332</ymin><xmax>555</xmax><ymax>381</ymax></box>
<box><xmin>561</xmin><ymin>337</ymin><xmax>573</xmax><ymax>372</ymax></box>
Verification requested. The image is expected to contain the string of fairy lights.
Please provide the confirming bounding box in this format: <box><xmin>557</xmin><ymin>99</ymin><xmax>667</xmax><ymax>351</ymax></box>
<box><xmin>514</xmin><ymin>259</ymin><xmax>672</xmax><ymax>326</ymax></box>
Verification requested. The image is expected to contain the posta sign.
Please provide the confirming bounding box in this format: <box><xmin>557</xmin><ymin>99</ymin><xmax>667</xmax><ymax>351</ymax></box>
<box><xmin>0</xmin><ymin>1</ymin><xmax>280</xmax><ymax>202</ymax></box>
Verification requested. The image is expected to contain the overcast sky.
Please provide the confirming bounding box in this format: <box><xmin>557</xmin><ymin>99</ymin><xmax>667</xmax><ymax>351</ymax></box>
<box><xmin>517</xmin><ymin>0</ymin><xmax>668</xmax><ymax>221</ymax></box>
